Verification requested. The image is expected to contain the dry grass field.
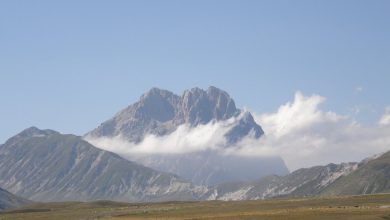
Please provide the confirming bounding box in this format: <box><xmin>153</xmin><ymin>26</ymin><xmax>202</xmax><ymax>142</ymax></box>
<box><xmin>1</xmin><ymin>194</ymin><xmax>389</xmax><ymax>220</ymax></box>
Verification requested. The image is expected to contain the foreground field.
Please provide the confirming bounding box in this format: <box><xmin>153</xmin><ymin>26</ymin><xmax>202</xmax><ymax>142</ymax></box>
<box><xmin>1</xmin><ymin>194</ymin><xmax>390</xmax><ymax>220</ymax></box>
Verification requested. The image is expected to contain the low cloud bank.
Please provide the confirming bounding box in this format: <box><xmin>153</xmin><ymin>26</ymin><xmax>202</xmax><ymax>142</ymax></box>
<box><xmin>248</xmin><ymin>92</ymin><xmax>390</xmax><ymax>170</ymax></box>
<box><xmin>85</xmin><ymin>115</ymin><xmax>246</xmax><ymax>156</ymax></box>
<box><xmin>85</xmin><ymin>92</ymin><xmax>390</xmax><ymax>171</ymax></box>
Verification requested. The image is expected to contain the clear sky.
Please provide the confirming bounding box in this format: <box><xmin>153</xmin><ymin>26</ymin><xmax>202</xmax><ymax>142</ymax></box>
<box><xmin>1</xmin><ymin>0</ymin><xmax>389</xmax><ymax>143</ymax></box>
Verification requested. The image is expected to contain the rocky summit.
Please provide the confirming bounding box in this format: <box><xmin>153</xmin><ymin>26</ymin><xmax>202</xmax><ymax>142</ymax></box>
<box><xmin>86</xmin><ymin>86</ymin><xmax>264</xmax><ymax>143</ymax></box>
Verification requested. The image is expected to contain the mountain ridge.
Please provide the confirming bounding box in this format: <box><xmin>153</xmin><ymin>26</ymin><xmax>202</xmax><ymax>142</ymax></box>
<box><xmin>86</xmin><ymin>86</ymin><xmax>264</xmax><ymax>144</ymax></box>
<box><xmin>0</xmin><ymin>127</ymin><xmax>207</xmax><ymax>202</ymax></box>
<box><xmin>321</xmin><ymin>151</ymin><xmax>390</xmax><ymax>195</ymax></box>
<box><xmin>204</xmin><ymin>151</ymin><xmax>390</xmax><ymax>200</ymax></box>
<box><xmin>1</xmin><ymin>126</ymin><xmax>388</xmax><ymax>203</ymax></box>
<box><xmin>2</xmin><ymin>87</ymin><xmax>388</xmax><ymax>203</ymax></box>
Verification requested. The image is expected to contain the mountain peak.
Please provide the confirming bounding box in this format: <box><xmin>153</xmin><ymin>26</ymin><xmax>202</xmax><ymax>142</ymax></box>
<box><xmin>181</xmin><ymin>86</ymin><xmax>230</xmax><ymax>98</ymax></box>
<box><xmin>141</xmin><ymin>87</ymin><xmax>177</xmax><ymax>100</ymax></box>
<box><xmin>87</xmin><ymin>86</ymin><xmax>263</xmax><ymax>143</ymax></box>
<box><xmin>17</xmin><ymin>127</ymin><xmax>59</xmax><ymax>138</ymax></box>
<box><xmin>0</xmin><ymin>128</ymin><xmax>201</xmax><ymax>202</ymax></box>
<box><xmin>137</xmin><ymin>88</ymin><xmax>179</xmax><ymax>123</ymax></box>
<box><xmin>3</xmin><ymin>127</ymin><xmax>60</xmax><ymax>146</ymax></box>
<box><xmin>180</xmin><ymin>86</ymin><xmax>238</xmax><ymax>124</ymax></box>
<box><xmin>207</xmin><ymin>86</ymin><xmax>229</xmax><ymax>97</ymax></box>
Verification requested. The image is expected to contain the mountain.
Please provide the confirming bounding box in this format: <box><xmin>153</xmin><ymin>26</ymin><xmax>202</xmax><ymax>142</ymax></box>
<box><xmin>0</xmin><ymin>127</ymin><xmax>206</xmax><ymax>202</ymax></box>
<box><xmin>206</xmin><ymin>150</ymin><xmax>390</xmax><ymax>200</ymax></box>
<box><xmin>321</xmin><ymin>151</ymin><xmax>390</xmax><ymax>195</ymax></box>
<box><xmin>87</xmin><ymin>86</ymin><xmax>264</xmax><ymax>143</ymax></box>
<box><xmin>85</xmin><ymin>86</ymin><xmax>289</xmax><ymax>185</ymax></box>
<box><xmin>1</xmin><ymin>126</ymin><xmax>386</xmax><ymax>203</ymax></box>
<box><xmin>205</xmin><ymin>162</ymin><xmax>358</xmax><ymax>200</ymax></box>
<box><xmin>0</xmin><ymin>187</ymin><xmax>30</xmax><ymax>211</ymax></box>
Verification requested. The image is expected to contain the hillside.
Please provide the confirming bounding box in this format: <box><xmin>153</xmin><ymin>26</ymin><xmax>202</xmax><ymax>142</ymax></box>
<box><xmin>0</xmin><ymin>187</ymin><xmax>29</xmax><ymax>211</ymax></box>
<box><xmin>322</xmin><ymin>151</ymin><xmax>390</xmax><ymax>195</ymax></box>
<box><xmin>0</xmin><ymin>127</ymin><xmax>206</xmax><ymax>202</ymax></box>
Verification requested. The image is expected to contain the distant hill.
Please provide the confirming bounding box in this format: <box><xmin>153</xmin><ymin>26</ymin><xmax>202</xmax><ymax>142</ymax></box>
<box><xmin>321</xmin><ymin>151</ymin><xmax>390</xmax><ymax>195</ymax></box>
<box><xmin>205</xmin><ymin>150</ymin><xmax>390</xmax><ymax>200</ymax></box>
<box><xmin>0</xmin><ymin>187</ymin><xmax>29</xmax><ymax>210</ymax></box>
<box><xmin>205</xmin><ymin>162</ymin><xmax>358</xmax><ymax>200</ymax></box>
<box><xmin>0</xmin><ymin>127</ymin><xmax>206</xmax><ymax>202</ymax></box>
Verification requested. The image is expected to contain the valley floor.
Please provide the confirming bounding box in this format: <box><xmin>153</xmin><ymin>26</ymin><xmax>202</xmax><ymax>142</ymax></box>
<box><xmin>1</xmin><ymin>194</ymin><xmax>390</xmax><ymax>220</ymax></box>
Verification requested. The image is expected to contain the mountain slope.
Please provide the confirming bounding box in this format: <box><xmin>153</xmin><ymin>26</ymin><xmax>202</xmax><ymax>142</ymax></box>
<box><xmin>206</xmin><ymin>150</ymin><xmax>390</xmax><ymax>200</ymax></box>
<box><xmin>321</xmin><ymin>151</ymin><xmax>390</xmax><ymax>195</ymax></box>
<box><xmin>0</xmin><ymin>187</ymin><xmax>30</xmax><ymax>211</ymax></box>
<box><xmin>206</xmin><ymin>162</ymin><xmax>358</xmax><ymax>200</ymax></box>
<box><xmin>0</xmin><ymin>127</ymin><xmax>206</xmax><ymax>202</ymax></box>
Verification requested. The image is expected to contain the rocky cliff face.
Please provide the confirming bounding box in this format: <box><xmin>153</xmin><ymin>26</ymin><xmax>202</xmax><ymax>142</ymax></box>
<box><xmin>86</xmin><ymin>86</ymin><xmax>264</xmax><ymax>143</ymax></box>
<box><xmin>0</xmin><ymin>127</ymin><xmax>207</xmax><ymax>202</ymax></box>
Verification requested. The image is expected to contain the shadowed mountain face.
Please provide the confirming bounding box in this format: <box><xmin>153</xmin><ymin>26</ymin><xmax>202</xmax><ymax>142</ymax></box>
<box><xmin>86</xmin><ymin>86</ymin><xmax>264</xmax><ymax>143</ymax></box>
<box><xmin>0</xmin><ymin>127</ymin><xmax>207</xmax><ymax>202</ymax></box>
<box><xmin>0</xmin><ymin>187</ymin><xmax>30</xmax><ymax>211</ymax></box>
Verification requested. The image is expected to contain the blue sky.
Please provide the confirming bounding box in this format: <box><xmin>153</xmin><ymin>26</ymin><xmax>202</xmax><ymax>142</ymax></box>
<box><xmin>1</xmin><ymin>0</ymin><xmax>389</xmax><ymax>143</ymax></box>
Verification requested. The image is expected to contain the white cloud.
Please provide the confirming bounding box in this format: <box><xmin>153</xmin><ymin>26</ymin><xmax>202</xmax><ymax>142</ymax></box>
<box><xmin>86</xmin><ymin>92</ymin><xmax>390</xmax><ymax>172</ymax></box>
<box><xmin>255</xmin><ymin>92</ymin><xmax>343</xmax><ymax>138</ymax></box>
<box><xmin>86</xmin><ymin>115</ymin><xmax>237</xmax><ymax>155</ymax></box>
<box><xmin>379</xmin><ymin>107</ymin><xmax>390</xmax><ymax>126</ymax></box>
<box><xmin>244</xmin><ymin>92</ymin><xmax>390</xmax><ymax>170</ymax></box>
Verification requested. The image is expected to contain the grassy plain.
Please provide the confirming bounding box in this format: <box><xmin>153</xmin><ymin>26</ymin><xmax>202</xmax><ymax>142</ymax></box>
<box><xmin>1</xmin><ymin>194</ymin><xmax>389</xmax><ymax>220</ymax></box>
